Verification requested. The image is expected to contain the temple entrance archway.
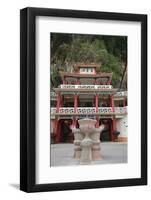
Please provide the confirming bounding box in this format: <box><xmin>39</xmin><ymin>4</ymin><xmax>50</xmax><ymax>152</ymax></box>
<box><xmin>56</xmin><ymin>119</ymin><xmax>73</xmax><ymax>143</ymax></box>
<box><xmin>99</xmin><ymin>119</ymin><xmax>112</xmax><ymax>141</ymax></box>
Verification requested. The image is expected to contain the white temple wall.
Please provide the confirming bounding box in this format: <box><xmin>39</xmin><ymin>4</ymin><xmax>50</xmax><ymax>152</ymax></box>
<box><xmin>116</xmin><ymin>115</ymin><xmax>128</xmax><ymax>138</ymax></box>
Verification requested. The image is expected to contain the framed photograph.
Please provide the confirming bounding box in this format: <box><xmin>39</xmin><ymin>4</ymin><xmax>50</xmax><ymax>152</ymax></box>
<box><xmin>20</xmin><ymin>7</ymin><xmax>147</xmax><ymax>192</ymax></box>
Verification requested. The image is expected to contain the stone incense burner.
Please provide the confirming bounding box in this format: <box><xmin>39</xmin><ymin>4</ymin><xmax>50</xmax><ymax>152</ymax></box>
<box><xmin>71</xmin><ymin>118</ymin><xmax>105</xmax><ymax>164</ymax></box>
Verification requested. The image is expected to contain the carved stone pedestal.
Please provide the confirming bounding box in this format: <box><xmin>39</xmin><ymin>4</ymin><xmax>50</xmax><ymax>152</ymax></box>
<box><xmin>71</xmin><ymin>118</ymin><xmax>104</xmax><ymax>164</ymax></box>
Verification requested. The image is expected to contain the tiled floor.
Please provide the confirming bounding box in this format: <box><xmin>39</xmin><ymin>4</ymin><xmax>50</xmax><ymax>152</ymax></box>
<box><xmin>50</xmin><ymin>142</ymin><xmax>127</xmax><ymax>167</ymax></box>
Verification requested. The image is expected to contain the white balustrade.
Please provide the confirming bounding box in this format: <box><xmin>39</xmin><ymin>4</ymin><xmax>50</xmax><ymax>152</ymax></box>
<box><xmin>51</xmin><ymin>106</ymin><xmax>127</xmax><ymax>115</ymax></box>
<box><xmin>77</xmin><ymin>85</ymin><xmax>95</xmax><ymax>89</ymax></box>
<box><xmin>60</xmin><ymin>84</ymin><xmax>113</xmax><ymax>90</ymax></box>
<box><xmin>114</xmin><ymin>91</ymin><xmax>127</xmax><ymax>97</ymax></box>
<box><xmin>59</xmin><ymin>107</ymin><xmax>74</xmax><ymax>114</ymax></box>
<box><xmin>98</xmin><ymin>107</ymin><xmax>113</xmax><ymax>114</ymax></box>
<box><xmin>60</xmin><ymin>85</ymin><xmax>75</xmax><ymax>89</ymax></box>
<box><xmin>77</xmin><ymin>107</ymin><xmax>96</xmax><ymax>114</ymax></box>
<box><xmin>114</xmin><ymin>107</ymin><xmax>127</xmax><ymax>114</ymax></box>
<box><xmin>96</xmin><ymin>85</ymin><xmax>113</xmax><ymax>89</ymax></box>
<box><xmin>51</xmin><ymin>108</ymin><xmax>57</xmax><ymax>114</ymax></box>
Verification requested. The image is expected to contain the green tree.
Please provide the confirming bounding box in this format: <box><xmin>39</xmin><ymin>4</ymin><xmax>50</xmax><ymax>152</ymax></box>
<box><xmin>50</xmin><ymin>33</ymin><xmax>127</xmax><ymax>88</ymax></box>
<box><xmin>51</xmin><ymin>65</ymin><xmax>62</xmax><ymax>88</ymax></box>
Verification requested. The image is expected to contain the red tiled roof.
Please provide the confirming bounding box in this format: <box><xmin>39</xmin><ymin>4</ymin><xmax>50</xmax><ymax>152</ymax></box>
<box><xmin>74</xmin><ymin>63</ymin><xmax>101</xmax><ymax>67</ymax></box>
<box><xmin>60</xmin><ymin>72</ymin><xmax>113</xmax><ymax>78</ymax></box>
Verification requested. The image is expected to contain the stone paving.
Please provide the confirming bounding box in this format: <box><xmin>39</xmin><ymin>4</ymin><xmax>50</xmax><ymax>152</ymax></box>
<box><xmin>50</xmin><ymin>142</ymin><xmax>127</xmax><ymax>167</ymax></box>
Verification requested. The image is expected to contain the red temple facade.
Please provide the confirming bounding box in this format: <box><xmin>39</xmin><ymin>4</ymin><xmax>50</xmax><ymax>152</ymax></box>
<box><xmin>51</xmin><ymin>63</ymin><xmax>127</xmax><ymax>143</ymax></box>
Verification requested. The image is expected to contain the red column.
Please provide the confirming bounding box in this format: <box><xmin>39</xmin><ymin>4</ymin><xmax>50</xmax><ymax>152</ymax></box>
<box><xmin>55</xmin><ymin>119</ymin><xmax>60</xmax><ymax>143</ymax></box>
<box><xmin>95</xmin><ymin>94</ymin><xmax>99</xmax><ymax>112</ymax></box>
<box><xmin>76</xmin><ymin>79</ymin><xmax>80</xmax><ymax>85</ymax></box>
<box><xmin>123</xmin><ymin>97</ymin><xmax>126</xmax><ymax>107</ymax></box>
<box><xmin>56</xmin><ymin>92</ymin><xmax>61</xmax><ymax>112</ymax></box>
<box><xmin>111</xmin><ymin>118</ymin><xmax>116</xmax><ymax>141</ymax></box>
<box><xmin>55</xmin><ymin>93</ymin><xmax>61</xmax><ymax>143</ymax></box>
<box><xmin>107</xmin><ymin>78</ymin><xmax>112</xmax><ymax>85</ymax></box>
<box><xmin>72</xmin><ymin>118</ymin><xmax>77</xmax><ymax>127</ymax></box>
<box><xmin>54</xmin><ymin>119</ymin><xmax>58</xmax><ymax>137</ymax></box>
<box><xmin>53</xmin><ymin>117</ymin><xmax>61</xmax><ymax>143</ymax></box>
<box><xmin>74</xmin><ymin>94</ymin><xmax>78</xmax><ymax>113</ymax></box>
<box><xmin>110</xmin><ymin>95</ymin><xmax>115</xmax><ymax>112</ymax></box>
<box><xmin>95</xmin><ymin>94</ymin><xmax>99</xmax><ymax>127</ymax></box>
<box><xmin>55</xmin><ymin>94</ymin><xmax>64</xmax><ymax>143</ymax></box>
<box><xmin>73</xmin><ymin>94</ymin><xmax>78</xmax><ymax>127</ymax></box>
<box><xmin>110</xmin><ymin>94</ymin><xmax>116</xmax><ymax>141</ymax></box>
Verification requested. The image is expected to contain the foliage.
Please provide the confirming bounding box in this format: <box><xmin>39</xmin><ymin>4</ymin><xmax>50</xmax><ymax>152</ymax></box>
<box><xmin>50</xmin><ymin>33</ymin><xmax>127</xmax><ymax>88</ymax></box>
<box><xmin>51</xmin><ymin>65</ymin><xmax>62</xmax><ymax>88</ymax></box>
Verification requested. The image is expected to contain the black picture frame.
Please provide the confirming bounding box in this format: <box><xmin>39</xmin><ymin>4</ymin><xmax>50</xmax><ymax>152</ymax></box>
<box><xmin>20</xmin><ymin>7</ymin><xmax>147</xmax><ymax>192</ymax></box>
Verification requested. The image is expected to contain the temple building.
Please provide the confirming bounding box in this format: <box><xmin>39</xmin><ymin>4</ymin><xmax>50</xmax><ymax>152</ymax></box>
<box><xmin>50</xmin><ymin>63</ymin><xmax>128</xmax><ymax>143</ymax></box>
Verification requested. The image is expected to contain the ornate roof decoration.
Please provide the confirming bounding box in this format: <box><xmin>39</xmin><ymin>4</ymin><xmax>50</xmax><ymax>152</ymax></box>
<box><xmin>73</xmin><ymin>63</ymin><xmax>101</xmax><ymax>72</ymax></box>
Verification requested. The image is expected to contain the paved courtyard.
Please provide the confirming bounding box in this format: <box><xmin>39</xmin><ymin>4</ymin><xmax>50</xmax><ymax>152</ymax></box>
<box><xmin>50</xmin><ymin>142</ymin><xmax>127</xmax><ymax>167</ymax></box>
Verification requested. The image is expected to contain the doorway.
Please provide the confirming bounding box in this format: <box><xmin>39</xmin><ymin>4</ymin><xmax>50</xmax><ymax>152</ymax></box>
<box><xmin>99</xmin><ymin>119</ymin><xmax>112</xmax><ymax>141</ymax></box>
<box><xmin>58</xmin><ymin>119</ymin><xmax>73</xmax><ymax>143</ymax></box>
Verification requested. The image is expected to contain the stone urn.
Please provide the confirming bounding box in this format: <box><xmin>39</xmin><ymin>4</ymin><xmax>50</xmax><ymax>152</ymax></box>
<box><xmin>71</xmin><ymin>118</ymin><xmax>105</xmax><ymax>164</ymax></box>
